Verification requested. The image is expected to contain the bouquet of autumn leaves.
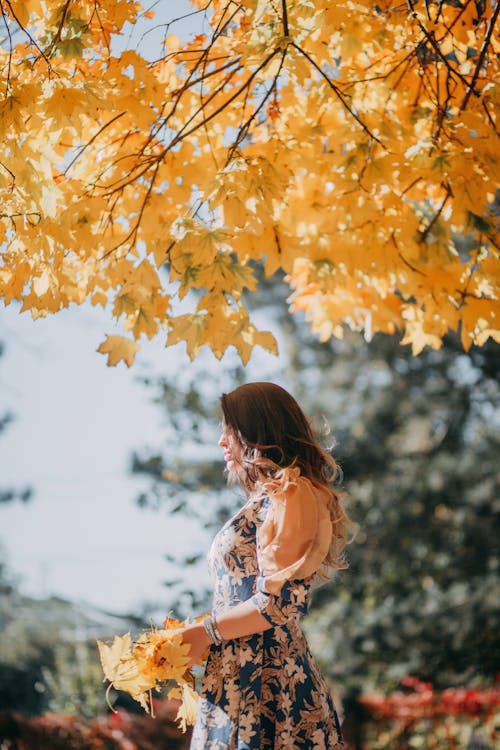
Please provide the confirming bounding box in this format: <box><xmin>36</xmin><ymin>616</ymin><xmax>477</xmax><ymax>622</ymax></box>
<box><xmin>97</xmin><ymin>616</ymin><xmax>205</xmax><ymax>731</ymax></box>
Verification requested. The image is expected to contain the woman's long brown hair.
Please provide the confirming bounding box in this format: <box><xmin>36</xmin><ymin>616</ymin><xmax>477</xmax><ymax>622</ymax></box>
<box><xmin>220</xmin><ymin>382</ymin><xmax>353</xmax><ymax>572</ymax></box>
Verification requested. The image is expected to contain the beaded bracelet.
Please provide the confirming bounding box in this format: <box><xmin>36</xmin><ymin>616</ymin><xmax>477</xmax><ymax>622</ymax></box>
<box><xmin>203</xmin><ymin>615</ymin><xmax>223</xmax><ymax>645</ymax></box>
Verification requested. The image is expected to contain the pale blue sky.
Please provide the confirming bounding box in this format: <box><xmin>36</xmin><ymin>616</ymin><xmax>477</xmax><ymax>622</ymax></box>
<box><xmin>0</xmin><ymin>303</ymin><xmax>204</xmax><ymax>612</ymax></box>
<box><xmin>0</xmin><ymin>300</ymin><xmax>282</xmax><ymax>614</ymax></box>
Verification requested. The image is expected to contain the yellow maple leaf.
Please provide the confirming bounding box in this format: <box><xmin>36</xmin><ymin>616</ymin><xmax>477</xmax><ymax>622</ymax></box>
<box><xmin>152</xmin><ymin>632</ymin><xmax>191</xmax><ymax>682</ymax></box>
<box><xmin>166</xmin><ymin>314</ymin><xmax>205</xmax><ymax>359</ymax></box>
<box><xmin>96</xmin><ymin>335</ymin><xmax>140</xmax><ymax>367</ymax></box>
<box><xmin>174</xmin><ymin>682</ymin><xmax>200</xmax><ymax>733</ymax></box>
<box><xmin>97</xmin><ymin>620</ymin><xmax>204</xmax><ymax>727</ymax></box>
<box><xmin>96</xmin><ymin>633</ymin><xmax>153</xmax><ymax>710</ymax></box>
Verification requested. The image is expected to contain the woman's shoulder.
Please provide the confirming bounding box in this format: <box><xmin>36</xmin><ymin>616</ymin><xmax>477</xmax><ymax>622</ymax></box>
<box><xmin>263</xmin><ymin>468</ymin><xmax>332</xmax><ymax>508</ymax></box>
<box><xmin>254</xmin><ymin>471</ymin><xmax>334</xmax><ymax>593</ymax></box>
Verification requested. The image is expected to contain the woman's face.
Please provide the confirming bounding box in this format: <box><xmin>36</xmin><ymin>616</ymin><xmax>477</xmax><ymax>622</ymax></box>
<box><xmin>218</xmin><ymin>425</ymin><xmax>244</xmax><ymax>473</ymax></box>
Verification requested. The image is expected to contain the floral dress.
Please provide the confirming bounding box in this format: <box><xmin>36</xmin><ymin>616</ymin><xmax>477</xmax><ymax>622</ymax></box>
<box><xmin>190</xmin><ymin>476</ymin><xmax>344</xmax><ymax>750</ymax></box>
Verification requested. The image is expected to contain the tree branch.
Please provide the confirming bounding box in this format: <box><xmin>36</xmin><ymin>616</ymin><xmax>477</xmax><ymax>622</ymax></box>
<box><xmin>226</xmin><ymin>51</ymin><xmax>287</xmax><ymax>163</ymax></box>
<box><xmin>63</xmin><ymin>112</ymin><xmax>127</xmax><ymax>176</ymax></box>
<box><xmin>0</xmin><ymin>2</ymin><xmax>13</xmax><ymax>96</ymax></box>
<box><xmin>461</xmin><ymin>1</ymin><xmax>500</xmax><ymax>110</ymax></box>
<box><xmin>291</xmin><ymin>42</ymin><xmax>383</xmax><ymax>146</ymax></box>
<box><xmin>44</xmin><ymin>0</ymin><xmax>72</xmax><ymax>58</ymax></box>
<box><xmin>417</xmin><ymin>183</ymin><xmax>452</xmax><ymax>244</ymax></box>
<box><xmin>281</xmin><ymin>0</ymin><xmax>289</xmax><ymax>37</ymax></box>
<box><xmin>482</xmin><ymin>100</ymin><xmax>500</xmax><ymax>138</ymax></box>
<box><xmin>4</xmin><ymin>0</ymin><xmax>52</xmax><ymax>71</ymax></box>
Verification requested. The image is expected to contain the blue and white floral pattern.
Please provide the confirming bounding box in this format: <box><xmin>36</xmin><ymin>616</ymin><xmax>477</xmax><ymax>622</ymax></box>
<box><xmin>190</xmin><ymin>494</ymin><xmax>344</xmax><ymax>750</ymax></box>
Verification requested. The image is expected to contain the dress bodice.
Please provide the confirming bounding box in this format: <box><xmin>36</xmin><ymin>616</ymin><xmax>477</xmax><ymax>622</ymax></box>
<box><xmin>207</xmin><ymin>495</ymin><xmax>311</xmax><ymax>622</ymax></box>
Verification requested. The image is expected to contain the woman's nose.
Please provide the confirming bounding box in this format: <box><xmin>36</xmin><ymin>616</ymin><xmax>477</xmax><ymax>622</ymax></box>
<box><xmin>218</xmin><ymin>432</ymin><xmax>228</xmax><ymax>448</ymax></box>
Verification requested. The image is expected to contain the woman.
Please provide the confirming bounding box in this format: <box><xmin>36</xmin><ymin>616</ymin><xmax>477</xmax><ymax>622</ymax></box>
<box><xmin>180</xmin><ymin>382</ymin><xmax>351</xmax><ymax>749</ymax></box>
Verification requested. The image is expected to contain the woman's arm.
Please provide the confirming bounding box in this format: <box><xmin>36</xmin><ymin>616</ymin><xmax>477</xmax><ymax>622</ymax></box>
<box><xmin>181</xmin><ymin>599</ymin><xmax>272</xmax><ymax>666</ymax></box>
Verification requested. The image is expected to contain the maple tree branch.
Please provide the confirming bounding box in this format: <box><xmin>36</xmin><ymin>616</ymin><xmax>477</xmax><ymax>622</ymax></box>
<box><xmin>226</xmin><ymin>51</ymin><xmax>287</xmax><ymax>163</ymax></box>
<box><xmin>99</xmin><ymin>193</ymin><xmax>121</xmax><ymax>235</ymax></box>
<box><xmin>44</xmin><ymin>0</ymin><xmax>72</xmax><ymax>58</ymax></box>
<box><xmin>143</xmin><ymin>5</ymin><xmax>243</xmax><ymax>156</ymax></box>
<box><xmin>273</xmin><ymin>226</ymin><xmax>283</xmax><ymax>256</ymax></box>
<box><xmin>461</xmin><ymin>1</ymin><xmax>500</xmax><ymax>110</ymax></box>
<box><xmin>64</xmin><ymin>112</ymin><xmax>127</xmax><ymax>176</ymax></box>
<box><xmin>291</xmin><ymin>42</ymin><xmax>383</xmax><ymax>146</ymax></box>
<box><xmin>433</xmin><ymin>68</ymin><xmax>455</xmax><ymax>144</ymax></box>
<box><xmin>164</xmin><ymin>50</ymin><xmax>279</xmax><ymax>153</ymax></box>
<box><xmin>171</xmin><ymin>57</ymin><xmax>239</xmax><ymax>90</ymax></box>
<box><xmin>401</xmin><ymin>176</ymin><xmax>424</xmax><ymax>196</ymax></box>
<box><xmin>89</xmin><ymin>1</ymin><xmax>112</xmax><ymax>58</ymax></box>
<box><xmin>1</xmin><ymin>210</ymin><xmax>41</xmax><ymax>225</ymax></box>
<box><xmin>137</xmin><ymin>1</ymin><xmax>215</xmax><ymax>48</ymax></box>
<box><xmin>459</xmin><ymin>291</ymin><xmax>496</xmax><ymax>302</ymax></box>
<box><xmin>97</xmin><ymin>54</ymin><xmax>248</xmax><ymax>195</ymax></box>
<box><xmin>409</xmin><ymin>9</ymin><xmax>472</xmax><ymax>90</ymax></box>
<box><xmin>0</xmin><ymin>159</ymin><xmax>15</xmax><ymax>189</ymax></box>
<box><xmin>393</xmin><ymin>236</ymin><xmax>426</xmax><ymax>277</ymax></box>
<box><xmin>438</xmin><ymin>0</ymin><xmax>474</xmax><ymax>34</ymax></box>
<box><xmin>281</xmin><ymin>0</ymin><xmax>289</xmax><ymax>37</ymax></box>
<box><xmin>143</xmin><ymin>56</ymin><xmax>240</xmax><ymax>159</ymax></box>
<box><xmin>454</xmin><ymin>250</ymin><xmax>480</xmax><ymax>310</ymax></box>
<box><xmin>398</xmin><ymin>253</ymin><xmax>427</xmax><ymax>278</ymax></box>
<box><xmin>482</xmin><ymin>100</ymin><xmax>500</xmax><ymax>138</ymax></box>
<box><xmin>196</xmin><ymin>2</ymin><xmax>243</xmax><ymax>167</ymax></box>
<box><xmin>0</xmin><ymin>3</ymin><xmax>13</xmax><ymax>96</ymax></box>
<box><xmin>4</xmin><ymin>0</ymin><xmax>52</xmax><ymax>71</ymax></box>
<box><xmin>100</xmin><ymin>160</ymin><xmax>162</xmax><ymax>260</ymax></box>
<box><xmin>417</xmin><ymin>183</ymin><xmax>452</xmax><ymax>244</ymax></box>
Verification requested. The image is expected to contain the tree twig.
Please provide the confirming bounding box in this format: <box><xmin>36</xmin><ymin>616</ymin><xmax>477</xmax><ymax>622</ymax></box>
<box><xmin>4</xmin><ymin>0</ymin><xmax>52</xmax><ymax>71</ymax></box>
<box><xmin>44</xmin><ymin>0</ymin><xmax>72</xmax><ymax>58</ymax></box>
<box><xmin>281</xmin><ymin>0</ymin><xmax>289</xmax><ymax>36</ymax></box>
<box><xmin>417</xmin><ymin>183</ymin><xmax>452</xmax><ymax>244</ymax></box>
<box><xmin>461</xmin><ymin>1</ymin><xmax>500</xmax><ymax>110</ymax></box>
<box><xmin>63</xmin><ymin>112</ymin><xmax>127</xmax><ymax>176</ymax></box>
<box><xmin>291</xmin><ymin>42</ymin><xmax>383</xmax><ymax>146</ymax></box>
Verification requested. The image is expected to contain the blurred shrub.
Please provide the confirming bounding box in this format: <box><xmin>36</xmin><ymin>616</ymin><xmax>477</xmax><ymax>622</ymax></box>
<box><xmin>357</xmin><ymin>678</ymin><xmax>499</xmax><ymax>750</ymax></box>
<box><xmin>0</xmin><ymin>583</ymin><xmax>143</xmax><ymax>716</ymax></box>
<box><xmin>41</xmin><ymin>640</ymin><xmax>108</xmax><ymax>718</ymax></box>
<box><xmin>0</xmin><ymin>700</ymin><xmax>189</xmax><ymax>750</ymax></box>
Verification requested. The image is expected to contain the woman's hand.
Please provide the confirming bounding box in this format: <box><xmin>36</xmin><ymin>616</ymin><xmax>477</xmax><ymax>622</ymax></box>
<box><xmin>180</xmin><ymin>621</ymin><xmax>211</xmax><ymax>668</ymax></box>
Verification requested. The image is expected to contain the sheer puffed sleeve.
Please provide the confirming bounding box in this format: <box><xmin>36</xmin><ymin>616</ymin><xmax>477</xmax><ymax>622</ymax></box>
<box><xmin>250</xmin><ymin>472</ymin><xmax>333</xmax><ymax>626</ymax></box>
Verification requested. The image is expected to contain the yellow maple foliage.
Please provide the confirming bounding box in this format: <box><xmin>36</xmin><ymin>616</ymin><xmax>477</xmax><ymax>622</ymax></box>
<box><xmin>97</xmin><ymin>335</ymin><xmax>140</xmax><ymax>367</ymax></box>
<box><xmin>0</xmin><ymin>0</ymin><xmax>498</xmax><ymax>362</ymax></box>
<box><xmin>97</xmin><ymin>615</ymin><xmax>205</xmax><ymax>727</ymax></box>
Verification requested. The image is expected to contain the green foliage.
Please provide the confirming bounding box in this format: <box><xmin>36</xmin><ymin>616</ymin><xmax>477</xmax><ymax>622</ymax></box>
<box><xmin>0</xmin><ymin>591</ymin><xmax>64</xmax><ymax>714</ymax></box>
<box><xmin>41</xmin><ymin>641</ymin><xmax>107</xmax><ymax>718</ymax></box>
<box><xmin>0</xmin><ymin>585</ymin><xmax>144</xmax><ymax>716</ymax></box>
